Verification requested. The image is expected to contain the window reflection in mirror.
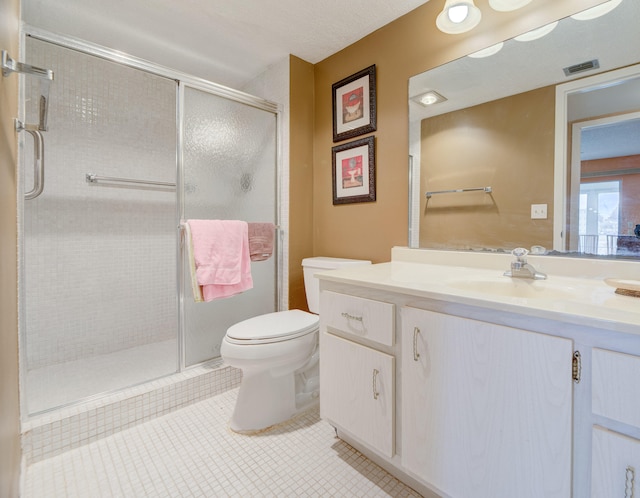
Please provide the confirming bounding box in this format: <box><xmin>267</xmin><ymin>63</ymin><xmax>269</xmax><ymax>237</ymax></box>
<box><xmin>559</xmin><ymin>67</ymin><xmax>640</xmax><ymax>257</ymax></box>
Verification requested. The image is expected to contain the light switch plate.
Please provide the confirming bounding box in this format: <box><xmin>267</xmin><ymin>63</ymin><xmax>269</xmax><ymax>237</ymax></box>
<box><xmin>531</xmin><ymin>204</ymin><xmax>548</xmax><ymax>219</ymax></box>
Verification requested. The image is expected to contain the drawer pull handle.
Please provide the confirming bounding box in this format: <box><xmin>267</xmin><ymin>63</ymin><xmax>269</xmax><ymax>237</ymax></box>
<box><xmin>372</xmin><ymin>369</ymin><xmax>380</xmax><ymax>400</ymax></box>
<box><xmin>341</xmin><ymin>312</ymin><xmax>363</xmax><ymax>322</ymax></box>
<box><xmin>626</xmin><ymin>466</ymin><xmax>635</xmax><ymax>498</ymax></box>
<box><xmin>413</xmin><ymin>327</ymin><xmax>421</xmax><ymax>362</ymax></box>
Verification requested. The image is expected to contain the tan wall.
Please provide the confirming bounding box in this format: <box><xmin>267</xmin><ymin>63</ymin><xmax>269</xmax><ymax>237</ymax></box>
<box><xmin>310</xmin><ymin>0</ymin><xmax>604</xmax><ymax>264</ymax></box>
<box><xmin>420</xmin><ymin>86</ymin><xmax>555</xmax><ymax>250</ymax></box>
<box><xmin>0</xmin><ymin>0</ymin><xmax>22</xmax><ymax>494</ymax></box>
<box><xmin>289</xmin><ymin>56</ymin><xmax>315</xmax><ymax>311</ymax></box>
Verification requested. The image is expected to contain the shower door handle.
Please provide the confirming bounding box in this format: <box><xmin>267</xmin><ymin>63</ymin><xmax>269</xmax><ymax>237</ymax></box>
<box><xmin>20</xmin><ymin>122</ymin><xmax>45</xmax><ymax>200</ymax></box>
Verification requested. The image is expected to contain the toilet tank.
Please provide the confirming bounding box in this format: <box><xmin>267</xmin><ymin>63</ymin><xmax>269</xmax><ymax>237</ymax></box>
<box><xmin>301</xmin><ymin>257</ymin><xmax>371</xmax><ymax>314</ymax></box>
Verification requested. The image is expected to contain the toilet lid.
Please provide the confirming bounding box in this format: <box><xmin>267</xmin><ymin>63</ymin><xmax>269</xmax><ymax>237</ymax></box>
<box><xmin>225</xmin><ymin>309</ymin><xmax>319</xmax><ymax>344</ymax></box>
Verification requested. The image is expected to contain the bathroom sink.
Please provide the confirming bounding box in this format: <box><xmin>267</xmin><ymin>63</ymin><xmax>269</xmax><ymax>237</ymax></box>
<box><xmin>447</xmin><ymin>276</ymin><xmax>576</xmax><ymax>300</ymax></box>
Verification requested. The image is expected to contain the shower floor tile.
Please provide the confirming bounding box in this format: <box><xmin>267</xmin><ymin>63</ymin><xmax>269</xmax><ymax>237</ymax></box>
<box><xmin>26</xmin><ymin>339</ymin><xmax>177</xmax><ymax>414</ymax></box>
<box><xmin>22</xmin><ymin>388</ymin><xmax>423</xmax><ymax>497</ymax></box>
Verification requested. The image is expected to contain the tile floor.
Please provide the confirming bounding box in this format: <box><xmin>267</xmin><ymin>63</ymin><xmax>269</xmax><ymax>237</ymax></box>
<box><xmin>23</xmin><ymin>388</ymin><xmax>422</xmax><ymax>497</ymax></box>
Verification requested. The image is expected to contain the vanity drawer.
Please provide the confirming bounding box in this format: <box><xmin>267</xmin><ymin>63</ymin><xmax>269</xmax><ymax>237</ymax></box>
<box><xmin>592</xmin><ymin>348</ymin><xmax>640</xmax><ymax>428</ymax></box>
<box><xmin>320</xmin><ymin>291</ymin><xmax>395</xmax><ymax>346</ymax></box>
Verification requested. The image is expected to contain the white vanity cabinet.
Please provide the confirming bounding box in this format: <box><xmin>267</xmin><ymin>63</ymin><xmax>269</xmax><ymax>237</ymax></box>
<box><xmin>400</xmin><ymin>307</ymin><xmax>574</xmax><ymax>498</ymax></box>
<box><xmin>591</xmin><ymin>348</ymin><xmax>640</xmax><ymax>497</ymax></box>
<box><xmin>316</xmin><ymin>255</ymin><xmax>640</xmax><ymax>498</ymax></box>
<box><xmin>319</xmin><ymin>291</ymin><xmax>396</xmax><ymax>458</ymax></box>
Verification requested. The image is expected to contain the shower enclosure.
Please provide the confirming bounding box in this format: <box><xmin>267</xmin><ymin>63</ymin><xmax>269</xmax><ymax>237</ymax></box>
<box><xmin>19</xmin><ymin>33</ymin><xmax>281</xmax><ymax>416</ymax></box>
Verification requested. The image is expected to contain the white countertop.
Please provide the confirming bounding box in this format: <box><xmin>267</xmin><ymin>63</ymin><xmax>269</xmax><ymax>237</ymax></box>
<box><xmin>316</xmin><ymin>259</ymin><xmax>640</xmax><ymax>337</ymax></box>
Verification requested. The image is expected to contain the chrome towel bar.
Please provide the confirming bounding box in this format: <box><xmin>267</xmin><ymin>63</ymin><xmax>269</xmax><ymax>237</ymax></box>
<box><xmin>86</xmin><ymin>173</ymin><xmax>176</xmax><ymax>190</ymax></box>
<box><xmin>425</xmin><ymin>186</ymin><xmax>492</xmax><ymax>198</ymax></box>
<box><xmin>178</xmin><ymin>221</ymin><xmax>281</xmax><ymax>230</ymax></box>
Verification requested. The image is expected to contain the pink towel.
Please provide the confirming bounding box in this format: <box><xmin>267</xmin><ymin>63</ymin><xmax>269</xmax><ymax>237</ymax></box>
<box><xmin>248</xmin><ymin>222</ymin><xmax>275</xmax><ymax>261</ymax></box>
<box><xmin>187</xmin><ymin>219</ymin><xmax>253</xmax><ymax>301</ymax></box>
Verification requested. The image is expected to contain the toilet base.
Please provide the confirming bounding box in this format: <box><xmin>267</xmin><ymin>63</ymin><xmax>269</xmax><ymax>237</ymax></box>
<box><xmin>229</xmin><ymin>365</ymin><xmax>319</xmax><ymax>434</ymax></box>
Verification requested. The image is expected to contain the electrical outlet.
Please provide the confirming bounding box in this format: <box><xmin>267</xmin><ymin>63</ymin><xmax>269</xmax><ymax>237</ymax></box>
<box><xmin>531</xmin><ymin>204</ymin><xmax>547</xmax><ymax>219</ymax></box>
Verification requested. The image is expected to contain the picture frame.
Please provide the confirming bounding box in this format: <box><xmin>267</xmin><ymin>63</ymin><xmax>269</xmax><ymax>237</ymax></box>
<box><xmin>332</xmin><ymin>65</ymin><xmax>376</xmax><ymax>142</ymax></box>
<box><xmin>331</xmin><ymin>136</ymin><xmax>376</xmax><ymax>205</ymax></box>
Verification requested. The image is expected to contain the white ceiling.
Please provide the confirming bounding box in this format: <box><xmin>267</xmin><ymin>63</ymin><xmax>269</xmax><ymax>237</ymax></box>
<box><xmin>22</xmin><ymin>0</ymin><xmax>431</xmax><ymax>89</ymax></box>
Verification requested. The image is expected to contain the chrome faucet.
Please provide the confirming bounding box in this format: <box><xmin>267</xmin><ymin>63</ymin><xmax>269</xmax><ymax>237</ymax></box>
<box><xmin>504</xmin><ymin>248</ymin><xmax>547</xmax><ymax>280</ymax></box>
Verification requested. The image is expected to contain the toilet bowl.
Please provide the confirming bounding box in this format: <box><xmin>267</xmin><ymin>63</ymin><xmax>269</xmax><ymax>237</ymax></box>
<box><xmin>221</xmin><ymin>256</ymin><xmax>371</xmax><ymax>433</ymax></box>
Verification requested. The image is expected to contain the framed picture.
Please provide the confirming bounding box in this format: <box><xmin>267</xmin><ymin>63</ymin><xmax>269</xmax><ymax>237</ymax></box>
<box><xmin>332</xmin><ymin>136</ymin><xmax>376</xmax><ymax>205</ymax></box>
<box><xmin>332</xmin><ymin>65</ymin><xmax>376</xmax><ymax>142</ymax></box>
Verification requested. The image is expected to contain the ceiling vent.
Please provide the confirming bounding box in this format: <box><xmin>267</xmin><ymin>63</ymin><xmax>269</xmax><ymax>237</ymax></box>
<box><xmin>563</xmin><ymin>59</ymin><xmax>600</xmax><ymax>77</ymax></box>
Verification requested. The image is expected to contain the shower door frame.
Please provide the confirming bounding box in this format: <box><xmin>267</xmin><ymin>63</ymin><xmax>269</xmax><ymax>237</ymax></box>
<box><xmin>18</xmin><ymin>26</ymin><xmax>285</xmax><ymax>418</ymax></box>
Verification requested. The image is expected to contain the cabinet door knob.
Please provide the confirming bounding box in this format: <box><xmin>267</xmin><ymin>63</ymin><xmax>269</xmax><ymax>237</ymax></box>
<box><xmin>413</xmin><ymin>327</ymin><xmax>421</xmax><ymax>362</ymax></box>
<box><xmin>626</xmin><ymin>466</ymin><xmax>635</xmax><ymax>498</ymax></box>
<box><xmin>372</xmin><ymin>368</ymin><xmax>380</xmax><ymax>400</ymax></box>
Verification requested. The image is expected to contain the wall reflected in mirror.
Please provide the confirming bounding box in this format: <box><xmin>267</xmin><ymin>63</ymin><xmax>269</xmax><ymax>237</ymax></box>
<box><xmin>408</xmin><ymin>0</ymin><xmax>640</xmax><ymax>259</ymax></box>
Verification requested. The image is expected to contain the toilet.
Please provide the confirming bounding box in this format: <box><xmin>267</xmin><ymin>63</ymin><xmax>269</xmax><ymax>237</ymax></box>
<box><xmin>221</xmin><ymin>256</ymin><xmax>371</xmax><ymax>433</ymax></box>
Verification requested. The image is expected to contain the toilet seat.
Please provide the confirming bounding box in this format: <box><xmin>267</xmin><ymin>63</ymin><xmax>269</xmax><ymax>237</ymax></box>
<box><xmin>225</xmin><ymin>309</ymin><xmax>319</xmax><ymax>345</ymax></box>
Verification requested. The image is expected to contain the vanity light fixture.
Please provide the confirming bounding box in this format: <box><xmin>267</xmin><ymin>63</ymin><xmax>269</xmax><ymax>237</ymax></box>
<box><xmin>436</xmin><ymin>0</ymin><xmax>482</xmax><ymax>34</ymax></box>
<box><xmin>571</xmin><ymin>0</ymin><xmax>622</xmax><ymax>20</ymax></box>
<box><xmin>412</xmin><ymin>90</ymin><xmax>448</xmax><ymax>106</ymax></box>
<box><xmin>468</xmin><ymin>42</ymin><xmax>504</xmax><ymax>58</ymax></box>
<box><xmin>514</xmin><ymin>21</ymin><xmax>559</xmax><ymax>42</ymax></box>
<box><xmin>488</xmin><ymin>0</ymin><xmax>532</xmax><ymax>12</ymax></box>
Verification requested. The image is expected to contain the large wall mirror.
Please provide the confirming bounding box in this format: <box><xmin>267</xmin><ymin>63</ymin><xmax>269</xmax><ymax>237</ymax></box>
<box><xmin>408</xmin><ymin>0</ymin><xmax>640</xmax><ymax>260</ymax></box>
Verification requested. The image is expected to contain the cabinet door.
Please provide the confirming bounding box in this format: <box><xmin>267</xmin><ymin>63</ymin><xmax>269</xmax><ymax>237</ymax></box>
<box><xmin>320</xmin><ymin>332</ymin><xmax>394</xmax><ymax>457</ymax></box>
<box><xmin>593</xmin><ymin>348</ymin><xmax>640</xmax><ymax>427</ymax></box>
<box><xmin>592</xmin><ymin>426</ymin><xmax>640</xmax><ymax>498</ymax></box>
<box><xmin>401</xmin><ymin>307</ymin><xmax>573</xmax><ymax>498</ymax></box>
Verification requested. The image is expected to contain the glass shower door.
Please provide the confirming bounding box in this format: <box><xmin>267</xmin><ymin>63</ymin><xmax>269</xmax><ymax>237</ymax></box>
<box><xmin>181</xmin><ymin>85</ymin><xmax>279</xmax><ymax>366</ymax></box>
<box><xmin>21</xmin><ymin>38</ymin><xmax>179</xmax><ymax>414</ymax></box>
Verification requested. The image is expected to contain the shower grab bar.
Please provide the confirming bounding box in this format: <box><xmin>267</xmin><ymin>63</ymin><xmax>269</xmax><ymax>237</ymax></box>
<box><xmin>86</xmin><ymin>173</ymin><xmax>176</xmax><ymax>189</ymax></box>
<box><xmin>17</xmin><ymin>121</ymin><xmax>45</xmax><ymax>200</ymax></box>
<box><xmin>425</xmin><ymin>186</ymin><xmax>492</xmax><ymax>198</ymax></box>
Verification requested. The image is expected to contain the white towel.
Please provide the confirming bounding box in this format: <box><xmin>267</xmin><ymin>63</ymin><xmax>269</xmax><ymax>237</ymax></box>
<box><xmin>184</xmin><ymin>222</ymin><xmax>204</xmax><ymax>302</ymax></box>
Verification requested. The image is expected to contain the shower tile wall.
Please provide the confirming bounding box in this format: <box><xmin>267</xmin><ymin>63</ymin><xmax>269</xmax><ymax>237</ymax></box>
<box><xmin>22</xmin><ymin>40</ymin><xmax>177</xmax><ymax>378</ymax></box>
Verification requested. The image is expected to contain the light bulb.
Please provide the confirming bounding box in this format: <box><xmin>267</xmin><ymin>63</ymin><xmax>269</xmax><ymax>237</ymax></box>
<box><xmin>436</xmin><ymin>0</ymin><xmax>482</xmax><ymax>34</ymax></box>
<box><xmin>448</xmin><ymin>4</ymin><xmax>469</xmax><ymax>23</ymax></box>
<box><xmin>421</xmin><ymin>94</ymin><xmax>438</xmax><ymax>105</ymax></box>
<box><xmin>488</xmin><ymin>0</ymin><xmax>532</xmax><ymax>12</ymax></box>
<box><xmin>468</xmin><ymin>42</ymin><xmax>504</xmax><ymax>58</ymax></box>
<box><xmin>436</xmin><ymin>0</ymin><xmax>482</xmax><ymax>35</ymax></box>
<box><xmin>571</xmin><ymin>0</ymin><xmax>622</xmax><ymax>21</ymax></box>
<box><xmin>514</xmin><ymin>21</ymin><xmax>558</xmax><ymax>42</ymax></box>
